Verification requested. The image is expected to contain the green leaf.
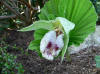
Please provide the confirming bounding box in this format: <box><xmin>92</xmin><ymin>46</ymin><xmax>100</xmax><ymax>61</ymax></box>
<box><xmin>34</xmin><ymin>29</ymin><xmax>48</xmax><ymax>40</ymax></box>
<box><xmin>39</xmin><ymin>0</ymin><xmax>98</xmax><ymax>46</ymax></box>
<box><xmin>28</xmin><ymin>39</ymin><xmax>42</xmax><ymax>57</ymax></box>
<box><xmin>28</xmin><ymin>40</ymin><xmax>41</xmax><ymax>50</ymax></box>
<box><xmin>95</xmin><ymin>55</ymin><xmax>100</xmax><ymax>68</ymax></box>
<box><xmin>28</xmin><ymin>29</ymin><xmax>48</xmax><ymax>57</ymax></box>
<box><xmin>61</xmin><ymin>32</ymin><xmax>69</xmax><ymax>62</ymax></box>
<box><xmin>55</xmin><ymin>17</ymin><xmax>75</xmax><ymax>34</ymax></box>
<box><xmin>19</xmin><ymin>20</ymin><xmax>54</xmax><ymax>32</ymax></box>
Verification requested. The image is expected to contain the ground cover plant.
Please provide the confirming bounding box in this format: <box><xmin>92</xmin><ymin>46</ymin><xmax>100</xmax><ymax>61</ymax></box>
<box><xmin>0</xmin><ymin>41</ymin><xmax>24</xmax><ymax>74</ymax></box>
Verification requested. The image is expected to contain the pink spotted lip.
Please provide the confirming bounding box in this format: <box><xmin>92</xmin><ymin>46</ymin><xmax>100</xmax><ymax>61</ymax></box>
<box><xmin>46</xmin><ymin>41</ymin><xmax>59</xmax><ymax>51</ymax></box>
<box><xmin>45</xmin><ymin>41</ymin><xmax>60</xmax><ymax>56</ymax></box>
<box><xmin>40</xmin><ymin>31</ymin><xmax>64</xmax><ymax>60</ymax></box>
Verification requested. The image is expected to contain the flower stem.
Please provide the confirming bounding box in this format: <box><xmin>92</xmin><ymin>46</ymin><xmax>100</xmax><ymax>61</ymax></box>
<box><xmin>61</xmin><ymin>32</ymin><xmax>71</xmax><ymax>63</ymax></box>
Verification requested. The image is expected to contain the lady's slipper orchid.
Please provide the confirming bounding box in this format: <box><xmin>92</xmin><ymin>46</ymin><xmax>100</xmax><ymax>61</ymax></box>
<box><xmin>40</xmin><ymin>31</ymin><xmax>64</xmax><ymax>60</ymax></box>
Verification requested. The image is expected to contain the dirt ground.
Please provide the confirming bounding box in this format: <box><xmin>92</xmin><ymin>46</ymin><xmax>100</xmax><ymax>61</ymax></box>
<box><xmin>1</xmin><ymin>30</ymin><xmax>100</xmax><ymax>74</ymax></box>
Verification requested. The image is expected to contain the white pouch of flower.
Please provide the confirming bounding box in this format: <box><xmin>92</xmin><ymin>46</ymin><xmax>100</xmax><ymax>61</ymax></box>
<box><xmin>40</xmin><ymin>31</ymin><xmax>64</xmax><ymax>60</ymax></box>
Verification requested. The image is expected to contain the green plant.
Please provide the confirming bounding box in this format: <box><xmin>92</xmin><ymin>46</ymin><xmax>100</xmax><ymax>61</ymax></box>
<box><xmin>0</xmin><ymin>41</ymin><xmax>24</xmax><ymax>74</ymax></box>
<box><xmin>19</xmin><ymin>0</ymin><xmax>97</xmax><ymax>62</ymax></box>
<box><xmin>95</xmin><ymin>55</ymin><xmax>100</xmax><ymax>68</ymax></box>
<box><xmin>90</xmin><ymin>0</ymin><xmax>100</xmax><ymax>21</ymax></box>
<box><xmin>90</xmin><ymin>0</ymin><xmax>98</xmax><ymax>11</ymax></box>
<box><xmin>97</xmin><ymin>1</ymin><xmax>100</xmax><ymax>21</ymax></box>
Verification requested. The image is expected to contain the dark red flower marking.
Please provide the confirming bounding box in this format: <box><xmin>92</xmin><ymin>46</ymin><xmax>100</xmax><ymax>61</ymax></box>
<box><xmin>55</xmin><ymin>44</ymin><xmax>59</xmax><ymax>51</ymax></box>
<box><xmin>46</xmin><ymin>42</ymin><xmax>52</xmax><ymax>49</ymax></box>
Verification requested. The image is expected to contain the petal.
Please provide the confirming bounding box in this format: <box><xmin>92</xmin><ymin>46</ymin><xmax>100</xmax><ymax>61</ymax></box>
<box><xmin>40</xmin><ymin>31</ymin><xmax>56</xmax><ymax>53</ymax></box>
<box><xmin>56</xmin><ymin>34</ymin><xmax>64</xmax><ymax>49</ymax></box>
<box><xmin>52</xmin><ymin>49</ymin><xmax>61</xmax><ymax>56</ymax></box>
<box><xmin>51</xmin><ymin>34</ymin><xmax>64</xmax><ymax>56</ymax></box>
<box><xmin>55</xmin><ymin>50</ymin><xmax>61</xmax><ymax>56</ymax></box>
<box><xmin>42</xmin><ymin>51</ymin><xmax>54</xmax><ymax>60</ymax></box>
<box><xmin>50</xmin><ymin>34</ymin><xmax>64</xmax><ymax>57</ymax></box>
<box><xmin>56</xmin><ymin>17</ymin><xmax>75</xmax><ymax>34</ymax></box>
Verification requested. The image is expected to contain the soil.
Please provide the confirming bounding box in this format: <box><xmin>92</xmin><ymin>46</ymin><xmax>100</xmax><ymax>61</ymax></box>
<box><xmin>1</xmin><ymin>30</ymin><xmax>100</xmax><ymax>74</ymax></box>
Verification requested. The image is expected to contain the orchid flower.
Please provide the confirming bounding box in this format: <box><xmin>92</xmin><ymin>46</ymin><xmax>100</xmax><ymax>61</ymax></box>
<box><xmin>19</xmin><ymin>17</ymin><xmax>75</xmax><ymax>61</ymax></box>
<box><xmin>40</xmin><ymin>31</ymin><xmax>64</xmax><ymax>60</ymax></box>
<box><xmin>40</xmin><ymin>17</ymin><xmax>75</xmax><ymax>60</ymax></box>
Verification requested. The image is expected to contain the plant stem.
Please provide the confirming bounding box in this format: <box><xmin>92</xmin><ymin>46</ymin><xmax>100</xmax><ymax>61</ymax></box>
<box><xmin>61</xmin><ymin>32</ymin><xmax>71</xmax><ymax>63</ymax></box>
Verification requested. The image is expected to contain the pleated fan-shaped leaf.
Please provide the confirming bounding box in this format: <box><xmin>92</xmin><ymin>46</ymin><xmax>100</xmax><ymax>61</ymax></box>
<box><xmin>39</xmin><ymin>0</ymin><xmax>98</xmax><ymax>46</ymax></box>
